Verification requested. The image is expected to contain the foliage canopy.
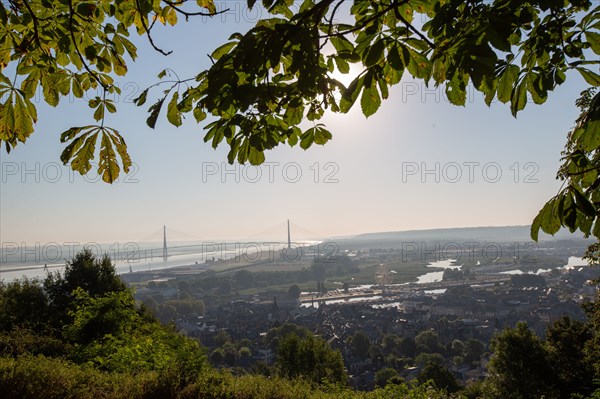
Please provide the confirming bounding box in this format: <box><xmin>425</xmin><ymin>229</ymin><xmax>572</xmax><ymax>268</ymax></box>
<box><xmin>0</xmin><ymin>0</ymin><xmax>597</xmax><ymax>179</ymax></box>
<box><xmin>1</xmin><ymin>0</ymin><xmax>600</xmax><ymax>243</ymax></box>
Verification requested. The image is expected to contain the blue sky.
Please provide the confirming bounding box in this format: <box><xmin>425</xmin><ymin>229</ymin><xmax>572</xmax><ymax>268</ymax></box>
<box><xmin>0</xmin><ymin>2</ymin><xmax>592</xmax><ymax>245</ymax></box>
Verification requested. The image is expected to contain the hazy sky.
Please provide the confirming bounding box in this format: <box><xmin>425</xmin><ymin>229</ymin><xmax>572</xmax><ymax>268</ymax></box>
<box><xmin>0</xmin><ymin>2</ymin><xmax>592</xmax><ymax>245</ymax></box>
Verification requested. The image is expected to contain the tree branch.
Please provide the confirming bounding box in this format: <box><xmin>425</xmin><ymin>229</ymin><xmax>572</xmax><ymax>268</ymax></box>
<box><xmin>67</xmin><ymin>0</ymin><xmax>106</xmax><ymax>89</ymax></box>
<box><xmin>162</xmin><ymin>0</ymin><xmax>228</xmax><ymax>20</ymax></box>
<box><xmin>393</xmin><ymin>5</ymin><xmax>435</xmax><ymax>49</ymax></box>
<box><xmin>325</xmin><ymin>0</ymin><xmax>346</xmax><ymax>37</ymax></box>
<box><xmin>136</xmin><ymin>0</ymin><xmax>173</xmax><ymax>56</ymax></box>
<box><xmin>22</xmin><ymin>0</ymin><xmax>41</xmax><ymax>49</ymax></box>
<box><xmin>318</xmin><ymin>0</ymin><xmax>436</xmax><ymax>50</ymax></box>
<box><xmin>318</xmin><ymin>1</ymin><xmax>400</xmax><ymax>39</ymax></box>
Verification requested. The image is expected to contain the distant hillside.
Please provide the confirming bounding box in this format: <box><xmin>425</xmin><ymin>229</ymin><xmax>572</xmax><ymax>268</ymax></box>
<box><xmin>330</xmin><ymin>225</ymin><xmax>593</xmax><ymax>248</ymax></box>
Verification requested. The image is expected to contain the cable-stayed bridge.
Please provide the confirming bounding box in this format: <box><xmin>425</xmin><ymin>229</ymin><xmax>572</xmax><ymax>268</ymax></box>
<box><xmin>131</xmin><ymin>220</ymin><xmax>325</xmax><ymax>262</ymax></box>
<box><xmin>0</xmin><ymin>221</ymin><xmax>327</xmax><ymax>280</ymax></box>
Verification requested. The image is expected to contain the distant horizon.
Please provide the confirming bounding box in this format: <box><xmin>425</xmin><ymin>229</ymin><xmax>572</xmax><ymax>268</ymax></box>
<box><xmin>1</xmin><ymin>223</ymin><xmax>591</xmax><ymax>247</ymax></box>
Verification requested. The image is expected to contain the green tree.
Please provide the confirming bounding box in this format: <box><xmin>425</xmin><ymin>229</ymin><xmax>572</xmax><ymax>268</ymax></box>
<box><xmin>287</xmin><ymin>284</ymin><xmax>301</xmax><ymax>300</ymax></box>
<box><xmin>0</xmin><ymin>278</ymin><xmax>51</xmax><ymax>334</ymax></box>
<box><xmin>462</xmin><ymin>380</ymin><xmax>486</xmax><ymax>399</ymax></box>
<box><xmin>210</xmin><ymin>347</ymin><xmax>225</xmax><ymax>364</ymax></box>
<box><xmin>213</xmin><ymin>329</ymin><xmax>231</xmax><ymax>347</ymax></box>
<box><xmin>415</xmin><ymin>352</ymin><xmax>444</xmax><ymax>368</ymax></box>
<box><xmin>463</xmin><ymin>339</ymin><xmax>485</xmax><ymax>365</ymax></box>
<box><xmin>581</xmin><ymin>281</ymin><xmax>600</xmax><ymax>385</ymax></box>
<box><xmin>276</xmin><ymin>332</ymin><xmax>346</xmax><ymax>385</ymax></box>
<box><xmin>415</xmin><ymin>330</ymin><xmax>445</xmax><ymax>354</ymax></box>
<box><xmin>53</xmin><ymin>282</ymin><xmax>207</xmax><ymax>379</ymax></box>
<box><xmin>448</xmin><ymin>339</ymin><xmax>465</xmax><ymax>357</ymax></box>
<box><xmin>546</xmin><ymin>316</ymin><xmax>596</xmax><ymax>398</ymax></box>
<box><xmin>416</xmin><ymin>361</ymin><xmax>461</xmax><ymax>393</ymax></box>
<box><xmin>44</xmin><ymin>249</ymin><xmax>127</xmax><ymax>326</ymax></box>
<box><xmin>374</xmin><ymin>367</ymin><xmax>401</xmax><ymax>388</ymax></box>
<box><xmin>239</xmin><ymin>346</ymin><xmax>252</xmax><ymax>359</ymax></box>
<box><xmin>531</xmin><ymin>88</ymin><xmax>600</xmax><ymax>245</ymax></box>
<box><xmin>63</xmin><ymin>288</ymin><xmax>137</xmax><ymax>345</ymax></box>
<box><xmin>0</xmin><ymin>0</ymin><xmax>219</xmax><ymax>182</ymax></box>
<box><xmin>382</xmin><ymin>334</ymin><xmax>400</xmax><ymax>354</ymax></box>
<box><xmin>398</xmin><ymin>336</ymin><xmax>416</xmax><ymax>358</ymax></box>
<box><xmin>222</xmin><ymin>342</ymin><xmax>238</xmax><ymax>366</ymax></box>
<box><xmin>350</xmin><ymin>330</ymin><xmax>371</xmax><ymax>358</ymax></box>
<box><xmin>485</xmin><ymin>322</ymin><xmax>558</xmax><ymax>399</ymax></box>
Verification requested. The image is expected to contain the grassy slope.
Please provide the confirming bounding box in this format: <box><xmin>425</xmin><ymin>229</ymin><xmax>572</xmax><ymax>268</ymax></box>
<box><xmin>0</xmin><ymin>355</ymin><xmax>445</xmax><ymax>399</ymax></box>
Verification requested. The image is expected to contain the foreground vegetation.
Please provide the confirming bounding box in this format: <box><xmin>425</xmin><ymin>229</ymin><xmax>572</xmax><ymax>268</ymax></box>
<box><xmin>1</xmin><ymin>249</ymin><xmax>600</xmax><ymax>399</ymax></box>
<box><xmin>0</xmin><ymin>355</ymin><xmax>456</xmax><ymax>399</ymax></box>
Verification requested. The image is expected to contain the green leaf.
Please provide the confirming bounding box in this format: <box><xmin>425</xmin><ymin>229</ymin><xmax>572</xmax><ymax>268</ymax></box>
<box><xmin>72</xmin><ymin>78</ymin><xmax>83</xmax><ymax>98</ymax></box>
<box><xmin>576</xmin><ymin>68</ymin><xmax>600</xmax><ymax>86</ymax></box>
<box><xmin>105</xmin><ymin>101</ymin><xmax>116</xmax><ymax>113</ymax></box>
<box><xmin>446</xmin><ymin>73</ymin><xmax>467</xmax><ymax>106</ymax></box>
<box><xmin>313</xmin><ymin>126</ymin><xmax>332</xmax><ymax>145</ymax></box>
<box><xmin>106</xmin><ymin>129</ymin><xmax>132</xmax><ymax>174</ymax></box>
<box><xmin>0</xmin><ymin>91</ymin><xmax>37</xmax><ymax>145</ymax></box>
<box><xmin>167</xmin><ymin>92</ymin><xmax>182</xmax><ymax>127</ymax></box>
<box><xmin>134</xmin><ymin>89</ymin><xmax>148</xmax><ymax>106</ymax></box>
<box><xmin>71</xmin><ymin>132</ymin><xmax>99</xmax><ymax>175</ymax></box>
<box><xmin>60</xmin><ymin>130</ymin><xmax>89</xmax><ymax>165</ymax></box>
<box><xmin>335</xmin><ymin>57</ymin><xmax>350</xmax><ymax>74</ymax></box>
<box><xmin>531</xmin><ymin>206</ymin><xmax>544</xmax><ymax>241</ymax></box>
<box><xmin>13</xmin><ymin>94</ymin><xmax>36</xmax><ymax>141</ymax></box>
<box><xmin>284</xmin><ymin>106</ymin><xmax>304</xmax><ymax>126</ymax></box>
<box><xmin>540</xmin><ymin>198</ymin><xmax>561</xmax><ymax>235</ymax></box>
<box><xmin>330</xmin><ymin>36</ymin><xmax>354</xmax><ymax>53</ymax></box>
<box><xmin>526</xmin><ymin>73</ymin><xmax>547</xmax><ymax>105</ymax></box>
<box><xmin>211</xmin><ymin>42</ymin><xmax>237</xmax><ymax>60</ymax></box>
<box><xmin>510</xmin><ymin>80</ymin><xmax>527</xmax><ymax>117</ymax></box>
<box><xmin>388</xmin><ymin>45</ymin><xmax>404</xmax><ymax>71</ymax></box>
<box><xmin>572</xmin><ymin>188</ymin><xmax>596</xmax><ymax>217</ymax></box>
<box><xmin>166</xmin><ymin>7</ymin><xmax>178</xmax><ymax>26</ymax></box>
<box><xmin>98</xmin><ymin>132</ymin><xmax>120</xmax><ymax>183</ymax></box>
<box><xmin>360</xmin><ymin>83</ymin><xmax>381</xmax><ymax>118</ymax></box>
<box><xmin>377</xmin><ymin>77</ymin><xmax>389</xmax><ymax>100</ymax></box>
<box><xmin>300</xmin><ymin>129</ymin><xmax>314</xmax><ymax>150</ymax></box>
<box><xmin>364</xmin><ymin>39</ymin><xmax>385</xmax><ymax>67</ymax></box>
<box><xmin>21</xmin><ymin>74</ymin><xmax>39</xmax><ymax>99</ymax></box>
<box><xmin>405</xmin><ymin>47</ymin><xmax>431</xmax><ymax>80</ymax></box>
<box><xmin>147</xmin><ymin>97</ymin><xmax>166</xmax><ymax>128</ymax></box>
<box><xmin>586</xmin><ymin>31</ymin><xmax>600</xmax><ymax>55</ymax></box>
<box><xmin>197</xmin><ymin>0</ymin><xmax>216</xmax><ymax>13</ymax></box>
<box><xmin>248</xmin><ymin>147</ymin><xmax>265</xmax><ymax>165</ymax></box>
<box><xmin>497</xmin><ymin>65</ymin><xmax>519</xmax><ymax>103</ymax></box>
<box><xmin>193</xmin><ymin>107</ymin><xmax>207</xmax><ymax>123</ymax></box>
<box><xmin>41</xmin><ymin>76</ymin><xmax>59</xmax><ymax>107</ymax></box>
<box><xmin>93</xmin><ymin>104</ymin><xmax>105</xmax><ymax>122</ymax></box>
<box><xmin>593</xmin><ymin>219</ymin><xmax>600</xmax><ymax>239</ymax></box>
<box><xmin>564</xmin><ymin>206</ymin><xmax>578</xmax><ymax>232</ymax></box>
<box><xmin>384</xmin><ymin>63</ymin><xmax>403</xmax><ymax>85</ymax></box>
<box><xmin>287</xmin><ymin>127</ymin><xmax>300</xmax><ymax>147</ymax></box>
<box><xmin>340</xmin><ymin>75</ymin><xmax>364</xmax><ymax>113</ymax></box>
<box><xmin>237</xmin><ymin>138</ymin><xmax>249</xmax><ymax>163</ymax></box>
<box><xmin>580</xmin><ymin>121</ymin><xmax>600</xmax><ymax>152</ymax></box>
